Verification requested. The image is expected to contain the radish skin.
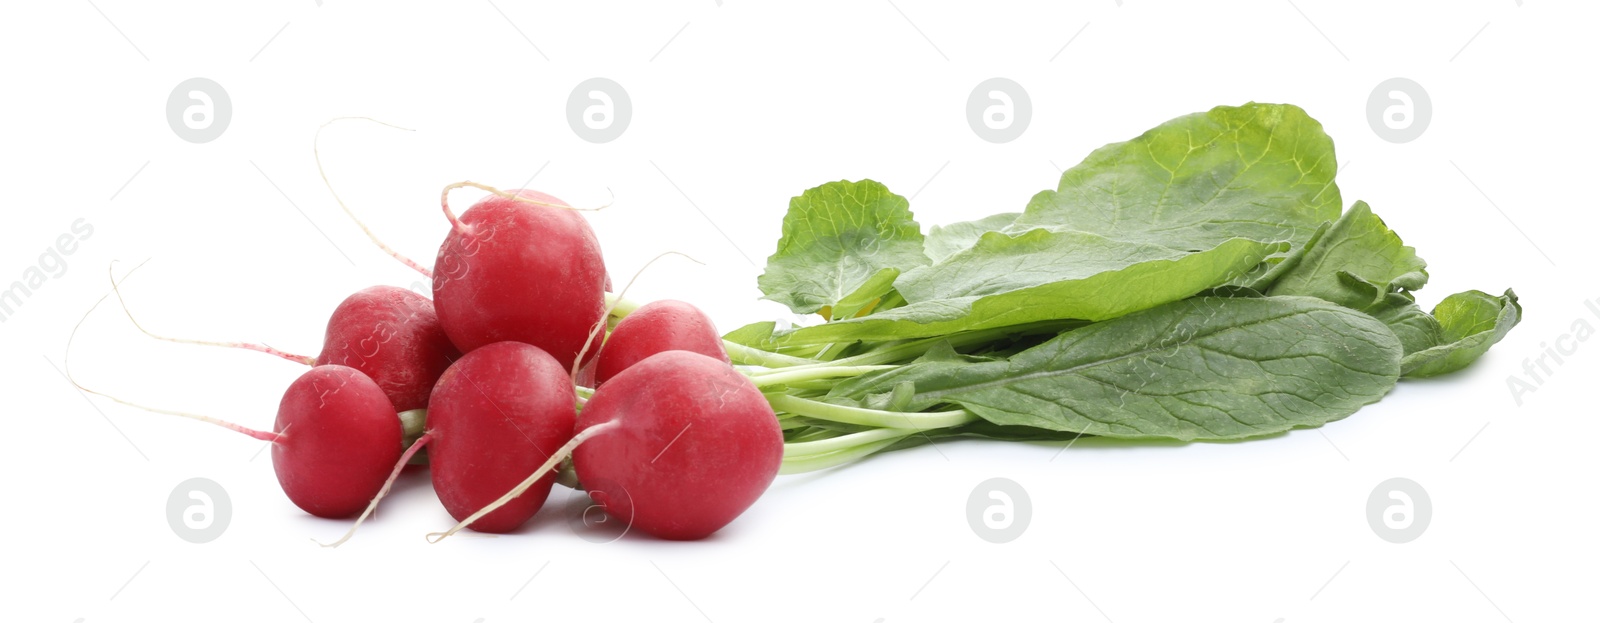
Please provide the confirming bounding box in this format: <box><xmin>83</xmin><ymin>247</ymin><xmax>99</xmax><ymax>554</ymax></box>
<box><xmin>425</xmin><ymin>341</ymin><xmax>578</xmax><ymax>534</ymax></box>
<box><xmin>432</xmin><ymin>187</ymin><xmax>607</xmax><ymax>368</ymax></box>
<box><xmin>594</xmin><ymin>300</ymin><xmax>729</xmax><ymax>385</ymax></box>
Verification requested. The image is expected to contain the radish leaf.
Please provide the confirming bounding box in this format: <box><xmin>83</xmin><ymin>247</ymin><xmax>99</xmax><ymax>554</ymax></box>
<box><xmin>925</xmin><ymin>212</ymin><xmax>1020</xmax><ymax>263</ymax></box>
<box><xmin>757</xmin><ymin>180</ymin><xmax>928</xmax><ymax>316</ymax></box>
<box><xmin>773</xmin><ymin>233</ymin><xmax>1283</xmax><ymax>346</ymax></box>
<box><xmin>1012</xmin><ymin>103</ymin><xmax>1341</xmax><ymax>253</ymax></box>
<box><xmin>1265</xmin><ymin>201</ymin><xmax>1427</xmax><ymax>310</ymax></box>
<box><xmin>831</xmin><ymin>296</ymin><xmax>1401</xmax><ymax>441</ymax></box>
<box><xmin>1401</xmin><ymin>289</ymin><xmax>1521</xmax><ymax>377</ymax></box>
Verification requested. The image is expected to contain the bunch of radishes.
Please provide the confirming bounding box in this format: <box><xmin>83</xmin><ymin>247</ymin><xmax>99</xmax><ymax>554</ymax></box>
<box><xmin>91</xmin><ymin>185</ymin><xmax>783</xmax><ymax>545</ymax></box>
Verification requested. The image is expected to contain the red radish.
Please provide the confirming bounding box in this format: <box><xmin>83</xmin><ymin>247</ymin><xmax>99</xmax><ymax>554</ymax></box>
<box><xmin>97</xmin><ymin>369</ymin><xmax>403</xmax><ymax>520</ymax></box>
<box><xmin>72</xmin><ymin>353</ymin><xmax>401</xmax><ymax>519</ymax></box>
<box><xmin>576</xmin><ymin>351</ymin><xmax>781</xmax><ymax>539</ymax></box>
<box><xmin>315</xmin><ymin>285</ymin><xmax>459</xmax><ymax>411</ymax></box>
<box><xmin>594</xmin><ymin>299</ymin><xmax>729</xmax><ymax>385</ymax></box>
<box><xmin>113</xmin><ymin>272</ymin><xmax>456</xmax><ymax>412</ymax></box>
<box><xmin>426</xmin><ymin>341</ymin><xmax>578</xmax><ymax>533</ymax></box>
<box><xmin>271</xmin><ymin>365</ymin><xmax>403</xmax><ymax>518</ymax></box>
<box><xmin>81</xmin><ymin>268</ymin><xmax>407</xmax><ymax>520</ymax></box>
<box><xmin>428</xmin><ymin>350</ymin><xmax>781</xmax><ymax>543</ymax></box>
<box><xmin>433</xmin><ymin>185</ymin><xmax>607</xmax><ymax>368</ymax></box>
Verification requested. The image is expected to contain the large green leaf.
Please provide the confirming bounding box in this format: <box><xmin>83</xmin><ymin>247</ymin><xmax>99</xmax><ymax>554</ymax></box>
<box><xmin>1265</xmin><ymin>201</ymin><xmax>1427</xmax><ymax>310</ymax></box>
<box><xmin>924</xmin><ymin>212</ymin><xmax>1020</xmax><ymax>263</ymax></box>
<box><xmin>771</xmin><ymin>231</ymin><xmax>1283</xmax><ymax>346</ymax></box>
<box><xmin>1012</xmin><ymin>102</ymin><xmax>1341</xmax><ymax>252</ymax></box>
<box><xmin>756</xmin><ymin>180</ymin><xmax>928</xmax><ymax>316</ymax></box>
<box><xmin>831</xmin><ymin>296</ymin><xmax>1401</xmax><ymax>441</ymax></box>
<box><xmin>1402</xmin><ymin>289</ymin><xmax>1521</xmax><ymax>377</ymax></box>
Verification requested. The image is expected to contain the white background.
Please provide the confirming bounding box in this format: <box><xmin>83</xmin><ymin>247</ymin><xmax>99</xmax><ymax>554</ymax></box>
<box><xmin>2</xmin><ymin>1</ymin><xmax>1594</xmax><ymax>621</ymax></box>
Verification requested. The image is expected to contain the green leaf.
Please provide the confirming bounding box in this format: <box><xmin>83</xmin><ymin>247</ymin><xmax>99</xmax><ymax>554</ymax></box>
<box><xmin>1402</xmin><ymin>289</ymin><xmax>1522</xmax><ymax>378</ymax></box>
<box><xmin>723</xmin><ymin>320</ymin><xmax>779</xmax><ymax>349</ymax></box>
<box><xmin>827</xmin><ymin>268</ymin><xmax>900</xmax><ymax>320</ymax></box>
<box><xmin>772</xmin><ymin>231</ymin><xmax>1284</xmax><ymax>346</ymax></box>
<box><xmin>1368</xmin><ymin>292</ymin><xmax>1443</xmax><ymax>356</ymax></box>
<box><xmin>831</xmin><ymin>296</ymin><xmax>1401</xmax><ymax>441</ymax></box>
<box><xmin>1012</xmin><ymin>102</ymin><xmax>1341</xmax><ymax>252</ymax></box>
<box><xmin>1231</xmin><ymin>221</ymin><xmax>1331</xmax><ymax>292</ymax></box>
<box><xmin>932</xmin><ymin>420</ymin><xmax>1101</xmax><ymax>443</ymax></box>
<box><xmin>925</xmin><ymin>212</ymin><xmax>1020</xmax><ymax>263</ymax></box>
<box><xmin>1265</xmin><ymin>201</ymin><xmax>1427</xmax><ymax>310</ymax></box>
<box><xmin>757</xmin><ymin>180</ymin><xmax>929</xmax><ymax>315</ymax></box>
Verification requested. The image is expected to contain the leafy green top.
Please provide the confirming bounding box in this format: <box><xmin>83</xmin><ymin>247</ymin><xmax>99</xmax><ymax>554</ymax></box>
<box><xmin>756</xmin><ymin>180</ymin><xmax>928</xmax><ymax>317</ymax></box>
<box><xmin>1013</xmin><ymin>103</ymin><xmax>1341</xmax><ymax>252</ymax></box>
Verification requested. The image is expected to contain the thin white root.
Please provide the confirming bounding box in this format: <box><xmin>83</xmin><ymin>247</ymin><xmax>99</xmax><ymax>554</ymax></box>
<box><xmin>107</xmin><ymin>262</ymin><xmax>317</xmax><ymax>366</ymax></box>
<box><xmin>315</xmin><ymin>117</ymin><xmax>434</xmax><ymax>279</ymax></box>
<box><xmin>426</xmin><ymin>420</ymin><xmax>619</xmax><ymax>544</ymax></box>
<box><xmin>569</xmin><ymin>251</ymin><xmax>705</xmax><ymax>382</ymax></box>
<box><xmin>316</xmin><ymin>432</ymin><xmax>433</xmax><ymax>548</ymax></box>
<box><xmin>70</xmin><ymin>264</ymin><xmax>282</xmax><ymax>443</ymax></box>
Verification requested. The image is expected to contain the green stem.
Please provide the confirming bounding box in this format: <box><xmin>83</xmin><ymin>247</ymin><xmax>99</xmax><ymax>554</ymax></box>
<box><xmin>785</xmin><ymin>427</ymin><xmax>843</xmax><ymax>443</ymax></box>
<box><xmin>768</xmin><ymin>394</ymin><xmax>975</xmax><ymax>431</ymax></box>
<box><xmin>771</xmin><ymin>379</ymin><xmax>842</xmax><ymax>391</ymax></box>
<box><xmin>724</xmin><ymin>341</ymin><xmax>816</xmax><ymax>368</ymax></box>
<box><xmin>749</xmin><ymin>365</ymin><xmax>896</xmax><ymax>388</ymax></box>
<box><xmin>758</xmin><ymin>321</ymin><xmax>1068</xmax><ymax>374</ymax></box>
<box><xmin>604</xmin><ymin>292</ymin><xmax>642</xmax><ymax>319</ymax></box>
<box><xmin>780</xmin><ymin>437</ymin><xmax>906</xmax><ymax>474</ymax></box>
<box><xmin>783</xmin><ymin>427</ymin><xmax>914</xmax><ymax>457</ymax></box>
<box><xmin>398</xmin><ymin>408</ymin><xmax>430</xmax><ymax>465</ymax></box>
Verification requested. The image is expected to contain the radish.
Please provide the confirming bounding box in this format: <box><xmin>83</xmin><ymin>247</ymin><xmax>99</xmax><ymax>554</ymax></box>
<box><xmin>433</xmin><ymin>184</ymin><xmax>607</xmax><ymax>368</ymax></box>
<box><xmin>429</xmin><ymin>350</ymin><xmax>782</xmax><ymax>542</ymax></box>
<box><xmin>594</xmin><ymin>299</ymin><xmax>729</xmax><ymax>385</ymax></box>
<box><xmin>270</xmin><ymin>365</ymin><xmax>404</xmax><ymax>518</ymax></box>
<box><xmin>314</xmin><ymin>285</ymin><xmax>459</xmax><ymax>412</ymax></box>
<box><xmin>81</xmin><ymin>274</ymin><xmax>416</xmax><ymax>525</ymax></box>
<box><xmin>71</xmin><ymin>341</ymin><xmax>402</xmax><ymax>519</ymax></box>
<box><xmin>426</xmin><ymin>341</ymin><xmax>578</xmax><ymax>533</ymax></box>
<box><xmin>115</xmin><ymin>274</ymin><xmax>457</xmax><ymax>412</ymax></box>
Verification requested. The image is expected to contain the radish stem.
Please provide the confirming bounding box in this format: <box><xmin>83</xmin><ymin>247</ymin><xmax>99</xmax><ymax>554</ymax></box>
<box><xmin>780</xmin><ymin>437</ymin><xmax>909</xmax><ymax>474</ymax></box>
<box><xmin>767</xmin><ymin>394</ymin><xmax>975</xmax><ymax>431</ymax></box>
<box><xmin>748</xmin><ymin>365</ymin><xmax>896</xmax><ymax>388</ymax></box>
<box><xmin>723</xmin><ymin>341</ymin><xmax>816</xmax><ymax>368</ymax></box>
<box><xmin>782</xmin><ymin>427</ymin><xmax>915</xmax><ymax>457</ymax></box>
